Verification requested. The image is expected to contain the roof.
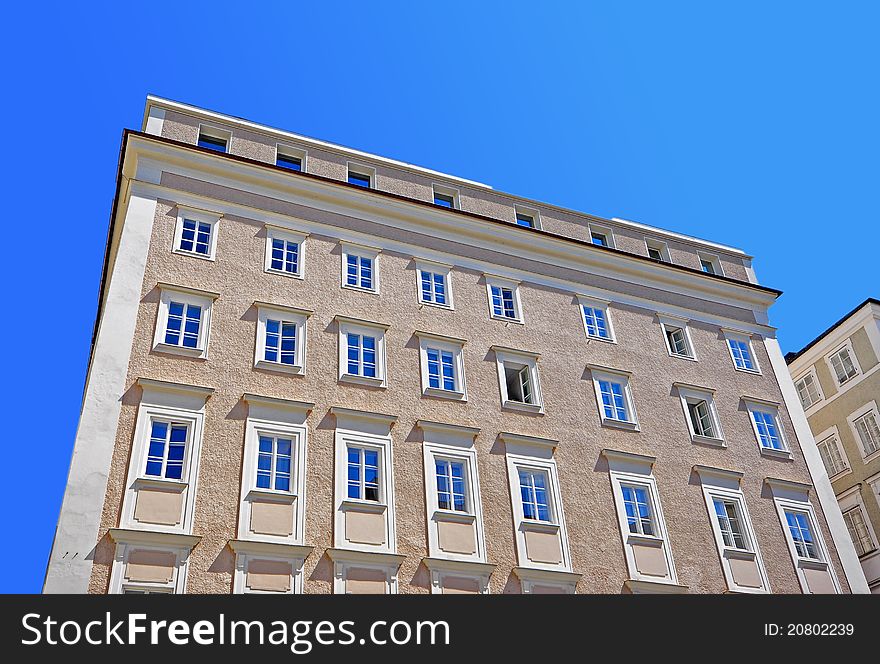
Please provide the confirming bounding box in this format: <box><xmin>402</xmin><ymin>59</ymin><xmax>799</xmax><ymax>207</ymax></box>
<box><xmin>784</xmin><ymin>297</ymin><xmax>880</xmax><ymax>364</ymax></box>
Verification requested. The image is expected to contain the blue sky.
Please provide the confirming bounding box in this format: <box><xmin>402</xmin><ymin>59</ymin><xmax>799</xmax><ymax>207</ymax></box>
<box><xmin>1</xmin><ymin>2</ymin><xmax>877</xmax><ymax>592</ymax></box>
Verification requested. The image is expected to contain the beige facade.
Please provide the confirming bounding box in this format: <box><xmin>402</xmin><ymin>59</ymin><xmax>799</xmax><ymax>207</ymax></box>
<box><xmin>43</xmin><ymin>97</ymin><xmax>868</xmax><ymax>595</ymax></box>
<box><xmin>786</xmin><ymin>298</ymin><xmax>880</xmax><ymax>592</ymax></box>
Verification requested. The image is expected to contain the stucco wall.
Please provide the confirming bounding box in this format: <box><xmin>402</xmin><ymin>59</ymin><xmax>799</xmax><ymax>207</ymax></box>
<box><xmin>158</xmin><ymin>109</ymin><xmax>751</xmax><ymax>282</ymax></box>
<box><xmin>87</xmin><ymin>178</ymin><xmax>848</xmax><ymax>593</ymax></box>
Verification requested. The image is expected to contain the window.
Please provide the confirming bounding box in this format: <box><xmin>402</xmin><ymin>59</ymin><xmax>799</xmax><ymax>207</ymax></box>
<box><xmin>256</xmin><ymin>435</ymin><xmax>292</xmax><ymax>492</ymax></box>
<box><xmin>645</xmin><ymin>239</ymin><xmax>670</xmax><ymax>262</ymax></box>
<box><xmin>336</xmin><ymin>316</ymin><xmax>388</xmax><ymax>387</ymax></box>
<box><xmin>843</xmin><ymin>506</ymin><xmax>875</xmax><ymax>556</ymax></box>
<box><xmin>848</xmin><ymin>402</ymin><xmax>880</xmax><ymax>458</ymax></box>
<box><xmin>197</xmin><ymin>125</ymin><xmax>230</xmax><ymax>153</ymax></box>
<box><xmin>723</xmin><ymin>330</ymin><xmax>760</xmax><ymax>373</ymax></box>
<box><xmin>590</xmin><ymin>367</ymin><xmax>638</xmax><ymax>429</ymax></box>
<box><xmin>432</xmin><ymin>184</ymin><xmax>459</xmax><ymax>209</ymax></box>
<box><xmin>659</xmin><ymin>316</ymin><xmax>694</xmax><ymax>359</ymax></box>
<box><xmin>493</xmin><ymin>346</ymin><xmax>543</xmax><ymax>413</ymax></box>
<box><xmin>145</xmin><ymin>420</ymin><xmax>189</xmax><ymax>480</ymax></box>
<box><xmin>485</xmin><ymin>275</ymin><xmax>523</xmax><ymax>322</ymax></box>
<box><xmin>746</xmin><ymin>401</ymin><xmax>788</xmax><ymax>454</ymax></box>
<box><xmin>713</xmin><ymin>498</ymin><xmax>748</xmax><ymax>550</ymax></box>
<box><xmin>578</xmin><ymin>296</ymin><xmax>614</xmax><ymax>342</ymax></box>
<box><xmin>275</xmin><ymin>144</ymin><xmax>306</xmax><ymax>171</ymax></box>
<box><xmin>828</xmin><ymin>343</ymin><xmax>860</xmax><ymax>386</ymax></box>
<box><xmin>264</xmin><ymin>227</ymin><xmax>306</xmax><ymax>278</ymax></box>
<box><xmin>698</xmin><ymin>253</ymin><xmax>723</xmax><ymax>276</ymax></box>
<box><xmin>621</xmin><ymin>484</ymin><xmax>654</xmax><ymax>535</ymax></box>
<box><xmin>817</xmin><ymin>434</ymin><xmax>848</xmax><ymax>477</ymax></box>
<box><xmin>591</xmin><ymin>231</ymin><xmax>608</xmax><ymax>246</ymax></box>
<box><xmin>347</xmin><ymin>446</ymin><xmax>380</xmax><ymax>501</ymax></box>
<box><xmin>436</xmin><ymin>459</ymin><xmax>467</xmax><ymax>512</ymax></box>
<box><xmin>153</xmin><ymin>286</ymin><xmax>215</xmax><ymax>359</ymax></box>
<box><xmin>676</xmin><ymin>384</ymin><xmax>723</xmax><ymax>443</ymax></box>
<box><xmin>783</xmin><ymin>510</ymin><xmax>818</xmax><ymax>559</ymax></box>
<box><xmin>416</xmin><ymin>260</ymin><xmax>453</xmax><ymax>309</ymax></box>
<box><xmin>416</xmin><ymin>332</ymin><xmax>466</xmax><ymax>400</ymax></box>
<box><xmin>347</xmin><ymin>163</ymin><xmax>375</xmax><ymax>188</ymax></box>
<box><xmin>514</xmin><ymin>206</ymin><xmax>540</xmax><ymax>229</ymax></box>
<box><xmin>254</xmin><ymin>304</ymin><xmax>309</xmax><ymax>374</ymax></box>
<box><xmin>173</xmin><ymin>207</ymin><xmax>220</xmax><ymax>261</ymax></box>
<box><xmin>794</xmin><ymin>370</ymin><xmax>823</xmax><ymax>410</ymax></box>
<box><xmin>341</xmin><ymin>243</ymin><xmax>380</xmax><ymax>293</ymax></box>
<box><xmin>518</xmin><ymin>468</ymin><xmax>551</xmax><ymax>522</ymax></box>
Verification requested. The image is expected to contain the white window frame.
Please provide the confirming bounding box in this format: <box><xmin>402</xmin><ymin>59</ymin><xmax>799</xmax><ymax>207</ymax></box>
<box><xmin>577</xmin><ymin>295</ymin><xmax>616</xmax><ymax>343</ymax></box>
<box><xmin>847</xmin><ymin>400</ymin><xmax>880</xmax><ymax>461</ymax></box>
<box><xmin>415</xmin><ymin>259</ymin><xmax>454</xmax><ymax>310</ymax></box>
<box><xmin>264</xmin><ymin>225</ymin><xmax>307</xmax><ymax>279</ymax></box>
<box><xmin>416</xmin><ymin>332</ymin><xmax>467</xmax><ymax>401</ymax></box>
<box><xmin>119</xmin><ymin>379</ymin><xmax>211</xmax><ymax>536</ymax></box>
<box><xmin>604</xmin><ymin>450</ymin><xmax>679</xmax><ymax>587</ymax></box>
<box><xmin>658</xmin><ymin>315</ymin><xmax>696</xmax><ymax>360</ymax></box>
<box><xmin>698</xmin><ymin>252</ymin><xmax>724</xmax><ymax>276</ymax></box>
<box><xmin>589</xmin><ymin>365</ymin><xmax>639</xmax><ymax>430</ymax></box>
<box><xmin>331</xmin><ymin>408</ymin><xmax>397</xmax><ymax>555</ymax></box>
<box><xmin>335</xmin><ymin>316</ymin><xmax>388</xmax><ymax>388</ymax></box>
<box><xmin>722</xmin><ymin>328</ymin><xmax>761</xmax><ymax>374</ymax></box>
<box><xmin>340</xmin><ymin>241</ymin><xmax>380</xmax><ymax>294</ymax></box>
<box><xmin>837</xmin><ymin>486</ymin><xmax>878</xmax><ymax>558</ymax></box>
<box><xmin>645</xmin><ymin>238</ymin><xmax>671</xmax><ymax>262</ymax></box>
<box><xmin>767</xmin><ymin>484</ymin><xmax>840</xmax><ymax>594</ymax></box>
<box><xmin>108</xmin><ymin>537</ymin><xmax>194</xmax><ymax>595</ymax></box>
<box><xmin>346</xmin><ymin>162</ymin><xmax>376</xmax><ymax>188</ymax></box>
<box><xmin>514</xmin><ymin>204</ymin><xmax>542</xmax><ymax>230</ymax></box>
<box><xmin>328</xmin><ymin>550</ymin><xmax>401</xmax><ymax>595</ymax></box>
<box><xmin>231</xmin><ymin>546</ymin><xmax>307</xmax><ymax>595</ymax></box>
<box><xmin>794</xmin><ymin>367</ymin><xmax>825</xmax><ymax>412</ymax></box>
<box><xmin>744</xmin><ymin>397</ymin><xmax>791</xmax><ymax>458</ymax></box>
<box><xmin>196</xmin><ymin>124</ymin><xmax>231</xmax><ymax>153</ymax></box>
<box><xmin>274</xmin><ymin>143</ymin><xmax>307</xmax><ymax>172</ymax></box>
<box><xmin>432</xmin><ymin>183</ymin><xmax>460</xmax><ymax>209</ymax></box>
<box><xmin>825</xmin><ymin>340</ymin><xmax>861</xmax><ymax>387</ymax></box>
<box><xmin>696</xmin><ymin>467</ymin><xmax>770</xmax><ymax>594</ymax></box>
<box><xmin>588</xmin><ymin>223</ymin><xmax>615</xmax><ymax>248</ymax></box>
<box><xmin>814</xmin><ymin>425</ymin><xmax>850</xmax><ymax>479</ymax></box>
<box><xmin>152</xmin><ymin>285</ymin><xmax>216</xmax><ymax>360</ymax></box>
<box><xmin>254</xmin><ymin>303</ymin><xmax>310</xmax><ymax>375</ymax></box>
<box><xmin>501</xmin><ymin>433</ymin><xmax>573</xmax><ymax>574</ymax></box>
<box><xmin>676</xmin><ymin>383</ymin><xmax>724</xmax><ymax>445</ymax></box>
<box><xmin>485</xmin><ymin>274</ymin><xmax>524</xmax><ymax>323</ymax></box>
<box><xmin>492</xmin><ymin>346</ymin><xmax>544</xmax><ymax>413</ymax></box>
<box><xmin>172</xmin><ymin>206</ymin><xmax>221</xmax><ymax>261</ymax></box>
<box><xmin>419</xmin><ymin>422</ymin><xmax>487</xmax><ymax>564</ymax></box>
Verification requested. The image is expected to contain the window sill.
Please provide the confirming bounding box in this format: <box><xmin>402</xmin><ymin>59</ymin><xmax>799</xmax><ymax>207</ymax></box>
<box><xmin>668</xmin><ymin>352</ymin><xmax>697</xmax><ymax>362</ymax></box>
<box><xmin>733</xmin><ymin>366</ymin><xmax>762</xmax><ymax>376</ymax></box>
<box><xmin>585</xmin><ymin>334</ymin><xmax>616</xmax><ymax>345</ymax></box>
<box><xmin>600</xmin><ymin>418</ymin><xmax>639</xmax><ymax>432</ymax></box>
<box><xmin>691</xmin><ymin>434</ymin><xmax>726</xmax><ymax>447</ymax></box>
<box><xmin>489</xmin><ymin>314</ymin><xmax>524</xmax><ymax>325</ymax></box>
<box><xmin>797</xmin><ymin>558</ymin><xmax>829</xmax><ymax>571</ymax></box>
<box><xmin>264</xmin><ymin>268</ymin><xmax>304</xmax><ymax>280</ymax></box>
<box><xmin>246</xmin><ymin>489</ymin><xmax>297</xmax><ymax>503</ymax></box>
<box><xmin>341</xmin><ymin>284</ymin><xmax>379</xmax><ymax>295</ymax></box>
<box><xmin>625</xmin><ymin>533</ymin><xmax>664</xmax><ymax>547</ymax></box>
<box><xmin>759</xmin><ymin>447</ymin><xmax>793</xmax><ymax>460</ymax></box>
<box><xmin>723</xmin><ymin>548</ymin><xmax>756</xmax><ymax>562</ymax></box>
<box><xmin>623</xmin><ymin>579</ymin><xmax>689</xmax><ymax>594</ymax></box>
<box><xmin>172</xmin><ymin>248</ymin><xmax>215</xmax><ymax>262</ymax></box>
<box><xmin>520</xmin><ymin>520</ymin><xmax>560</xmax><ymax>535</ymax></box>
<box><xmin>423</xmin><ymin>387</ymin><xmax>466</xmax><ymax>401</ymax></box>
<box><xmin>862</xmin><ymin>449</ymin><xmax>880</xmax><ymax>465</ymax></box>
<box><xmin>153</xmin><ymin>343</ymin><xmax>207</xmax><ymax>360</ymax></box>
<box><xmin>502</xmin><ymin>399</ymin><xmax>543</xmax><ymax>414</ymax></box>
<box><xmin>339</xmin><ymin>374</ymin><xmax>386</xmax><ymax>388</ymax></box>
<box><xmin>134</xmin><ymin>477</ymin><xmax>187</xmax><ymax>491</ymax></box>
<box><xmin>418</xmin><ymin>300</ymin><xmax>454</xmax><ymax>311</ymax></box>
<box><xmin>340</xmin><ymin>500</ymin><xmax>387</xmax><ymax>514</ymax></box>
<box><xmin>255</xmin><ymin>360</ymin><xmax>304</xmax><ymax>376</ymax></box>
<box><xmin>432</xmin><ymin>510</ymin><xmax>475</xmax><ymax>525</ymax></box>
<box><xmin>828</xmin><ymin>468</ymin><xmax>852</xmax><ymax>482</ymax></box>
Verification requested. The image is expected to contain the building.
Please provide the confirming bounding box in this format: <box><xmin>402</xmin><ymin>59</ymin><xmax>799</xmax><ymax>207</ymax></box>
<box><xmin>43</xmin><ymin>96</ymin><xmax>868</xmax><ymax>594</ymax></box>
<box><xmin>786</xmin><ymin>298</ymin><xmax>880</xmax><ymax>593</ymax></box>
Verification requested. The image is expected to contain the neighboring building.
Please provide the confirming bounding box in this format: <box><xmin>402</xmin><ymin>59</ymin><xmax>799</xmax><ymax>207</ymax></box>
<box><xmin>43</xmin><ymin>96</ymin><xmax>868</xmax><ymax>594</ymax></box>
<box><xmin>786</xmin><ymin>298</ymin><xmax>880</xmax><ymax>593</ymax></box>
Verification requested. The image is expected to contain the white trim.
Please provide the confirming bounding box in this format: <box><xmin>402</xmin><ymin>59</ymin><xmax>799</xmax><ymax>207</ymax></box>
<box><xmin>577</xmin><ymin>295</ymin><xmax>616</xmax><ymax>344</ymax></box>
<box><xmin>588</xmin><ymin>366</ymin><xmax>639</xmax><ymax>431</ymax></box>
<box><xmin>846</xmin><ymin>400</ymin><xmax>880</xmax><ymax>461</ymax></box>
<box><xmin>172</xmin><ymin>205</ymin><xmax>221</xmax><ymax>261</ymax></box>
<box><xmin>838</xmin><ymin>489</ymin><xmax>879</xmax><ymax>558</ymax></box>
<box><xmin>513</xmin><ymin>566</ymin><xmax>581</xmax><ymax>594</ymax></box>
<box><xmin>813</xmin><ymin>425</ymin><xmax>851</xmax><ymax>480</ymax></box>
<box><xmin>415</xmin><ymin>259</ymin><xmax>454</xmax><ymax>310</ymax></box>
<box><xmin>340</xmin><ymin>241</ymin><xmax>380</xmax><ymax>294</ymax></box>
<box><xmin>722</xmin><ymin>328</ymin><xmax>762</xmax><ymax>375</ymax></box>
<box><xmin>658</xmin><ymin>314</ymin><xmax>697</xmax><ymax>361</ymax></box>
<box><xmin>326</xmin><ymin>549</ymin><xmax>405</xmax><ymax>594</ymax></box>
<box><xmin>423</xmin><ymin>558</ymin><xmax>495</xmax><ymax>594</ymax></box>
<box><xmin>45</xmin><ymin>194</ymin><xmax>160</xmax><ymax>593</ymax></box>
<box><xmin>675</xmin><ymin>383</ymin><xmax>725</xmax><ymax>445</ymax></box>
<box><xmin>588</xmin><ymin>222</ymin><xmax>615</xmax><ymax>249</ymax></box>
<box><xmin>108</xmin><ymin>532</ymin><xmax>199</xmax><ymax>595</ymax></box>
<box><xmin>432</xmin><ymin>183</ymin><xmax>460</xmax><ymax>210</ymax></box>
<box><xmin>152</xmin><ymin>285</ymin><xmax>215</xmax><ymax>360</ymax></box>
<box><xmin>264</xmin><ymin>225</ymin><xmax>307</xmax><ymax>280</ymax></box>
<box><xmin>144</xmin><ymin>106</ymin><xmax>165</xmax><ymax>136</ymax></box>
<box><xmin>697</xmin><ymin>252</ymin><xmax>725</xmax><ymax>277</ymax></box>
<box><xmin>274</xmin><ymin>143</ymin><xmax>307</xmax><ymax>173</ymax></box>
<box><xmin>825</xmin><ymin>338</ymin><xmax>862</xmax><ymax>387</ymax></box>
<box><xmin>253</xmin><ymin>303</ymin><xmax>310</xmax><ymax>375</ymax></box>
<box><xmin>645</xmin><ymin>238</ymin><xmax>671</xmax><ymax>263</ymax></box>
<box><xmin>514</xmin><ymin>204</ymin><xmax>542</xmax><ymax>230</ymax></box>
<box><xmin>231</xmin><ymin>546</ymin><xmax>309</xmax><ymax>595</ymax></box>
<box><xmin>336</xmin><ymin>316</ymin><xmax>388</xmax><ymax>388</ymax></box>
<box><xmin>485</xmin><ymin>274</ymin><xmax>524</xmax><ymax>324</ymax></box>
<box><xmin>415</xmin><ymin>332</ymin><xmax>467</xmax><ymax>401</ymax></box>
<box><xmin>492</xmin><ymin>346</ymin><xmax>544</xmax><ymax>414</ymax></box>
<box><xmin>742</xmin><ymin>398</ymin><xmax>792</xmax><ymax>458</ymax></box>
<box><xmin>763</xmin><ymin>337</ymin><xmax>870</xmax><ymax>592</ymax></box>
<box><xmin>346</xmin><ymin>161</ymin><xmax>376</xmax><ymax>189</ymax></box>
<box><xmin>196</xmin><ymin>123</ymin><xmax>230</xmax><ymax>153</ymax></box>
<box><xmin>794</xmin><ymin>366</ymin><xmax>825</xmax><ymax>413</ymax></box>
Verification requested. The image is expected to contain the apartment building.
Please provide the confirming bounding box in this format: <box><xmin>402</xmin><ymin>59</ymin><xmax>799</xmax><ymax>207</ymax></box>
<box><xmin>786</xmin><ymin>298</ymin><xmax>880</xmax><ymax>593</ymax></box>
<box><xmin>43</xmin><ymin>96</ymin><xmax>868</xmax><ymax>594</ymax></box>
